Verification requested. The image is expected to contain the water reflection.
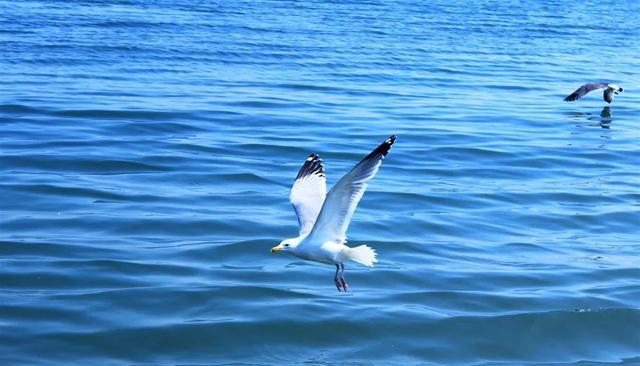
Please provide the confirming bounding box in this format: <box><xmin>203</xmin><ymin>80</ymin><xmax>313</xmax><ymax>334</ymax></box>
<box><xmin>598</xmin><ymin>106</ymin><xmax>612</xmax><ymax>129</ymax></box>
<box><xmin>566</xmin><ymin>107</ymin><xmax>613</xmax><ymax>129</ymax></box>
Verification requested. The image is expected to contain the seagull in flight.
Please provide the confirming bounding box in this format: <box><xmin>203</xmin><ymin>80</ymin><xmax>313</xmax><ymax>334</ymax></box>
<box><xmin>271</xmin><ymin>135</ymin><xmax>397</xmax><ymax>291</ymax></box>
<box><xmin>564</xmin><ymin>83</ymin><xmax>624</xmax><ymax>104</ymax></box>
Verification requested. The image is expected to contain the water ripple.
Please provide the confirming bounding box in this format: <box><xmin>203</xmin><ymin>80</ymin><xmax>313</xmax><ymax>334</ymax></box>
<box><xmin>1</xmin><ymin>0</ymin><xmax>640</xmax><ymax>365</ymax></box>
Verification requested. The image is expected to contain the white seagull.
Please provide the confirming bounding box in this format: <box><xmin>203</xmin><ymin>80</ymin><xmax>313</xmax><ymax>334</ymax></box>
<box><xmin>564</xmin><ymin>83</ymin><xmax>624</xmax><ymax>104</ymax></box>
<box><xmin>271</xmin><ymin>135</ymin><xmax>397</xmax><ymax>291</ymax></box>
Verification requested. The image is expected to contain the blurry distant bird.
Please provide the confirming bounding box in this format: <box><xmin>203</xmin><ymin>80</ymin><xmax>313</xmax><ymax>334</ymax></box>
<box><xmin>271</xmin><ymin>135</ymin><xmax>396</xmax><ymax>291</ymax></box>
<box><xmin>564</xmin><ymin>83</ymin><xmax>624</xmax><ymax>104</ymax></box>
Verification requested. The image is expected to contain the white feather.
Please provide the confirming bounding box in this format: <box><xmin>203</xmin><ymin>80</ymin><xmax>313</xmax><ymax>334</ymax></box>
<box><xmin>307</xmin><ymin>136</ymin><xmax>395</xmax><ymax>245</ymax></box>
<box><xmin>290</xmin><ymin>156</ymin><xmax>326</xmax><ymax>237</ymax></box>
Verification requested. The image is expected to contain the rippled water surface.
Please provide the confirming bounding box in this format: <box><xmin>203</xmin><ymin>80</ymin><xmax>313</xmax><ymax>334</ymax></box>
<box><xmin>2</xmin><ymin>1</ymin><xmax>640</xmax><ymax>365</ymax></box>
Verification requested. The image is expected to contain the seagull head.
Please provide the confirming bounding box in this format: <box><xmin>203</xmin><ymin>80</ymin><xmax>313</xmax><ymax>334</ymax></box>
<box><xmin>609</xmin><ymin>84</ymin><xmax>623</xmax><ymax>94</ymax></box>
<box><xmin>271</xmin><ymin>238</ymin><xmax>298</xmax><ymax>253</ymax></box>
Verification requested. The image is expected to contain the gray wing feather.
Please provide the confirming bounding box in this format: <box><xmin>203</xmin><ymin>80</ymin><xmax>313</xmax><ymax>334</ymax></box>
<box><xmin>564</xmin><ymin>83</ymin><xmax>608</xmax><ymax>102</ymax></box>
<box><xmin>603</xmin><ymin>88</ymin><xmax>614</xmax><ymax>103</ymax></box>
<box><xmin>307</xmin><ymin>135</ymin><xmax>396</xmax><ymax>244</ymax></box>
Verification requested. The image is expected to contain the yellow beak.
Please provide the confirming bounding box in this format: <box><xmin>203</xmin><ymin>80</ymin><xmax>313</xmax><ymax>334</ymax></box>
<box><xmin>271</xmin><ymin>246</ymin><xmax>282</xmax><ymax>253</ymax></box>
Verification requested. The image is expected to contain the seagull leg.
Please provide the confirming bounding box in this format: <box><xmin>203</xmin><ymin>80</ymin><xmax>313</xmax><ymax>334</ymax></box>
<box><xmin>339</xmin><ymin>263</ymin><xmax>348</xmax><ymax>291</ymax></box>
<box><xmin>334</xmin><ymin>264</ymin><xmax>343</xmax><ymax>292</ymax></box>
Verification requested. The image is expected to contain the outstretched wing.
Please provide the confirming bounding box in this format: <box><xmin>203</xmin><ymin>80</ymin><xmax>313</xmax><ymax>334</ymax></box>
<box><xmin>307</xmin><ymin>135</ymin><xmax>397</xmax><ymax>244</ymax></box>
<box><xmin>564</xmin><ymin>83</ymin><xmax>608</xmax><ymax>102</ymax></box>
<box><xmin>290</xmin><ymin>154</ymin><xmax>326</xmax><ymax>237</ymax></box>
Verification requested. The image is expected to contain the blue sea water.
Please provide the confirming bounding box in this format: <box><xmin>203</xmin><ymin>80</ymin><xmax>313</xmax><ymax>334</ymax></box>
<box><xmin>1</xmin><ymin>0</ymin><xmax>640</xmax><ymax>365</ymax></box>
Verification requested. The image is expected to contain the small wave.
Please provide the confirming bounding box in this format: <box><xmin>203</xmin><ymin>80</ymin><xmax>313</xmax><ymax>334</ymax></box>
<box><xmin>51</xmin><ymin>109</ymin><xmax>196</xmax><ymax>121</ymax></box>
<box><xmin>1</xmin><ymin>155</ymin><xmax>170</xmax><ymax>174</ymax></box>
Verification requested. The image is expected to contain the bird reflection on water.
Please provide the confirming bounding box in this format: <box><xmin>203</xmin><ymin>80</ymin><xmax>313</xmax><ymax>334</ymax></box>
<box><xmin>566</xmin><ymin>106</ymin><xmax>614</xmax><ymax>129</ymax></box>
<box><xmin>598</xmin><ymin>106</ymin><xmax>612</xmax><ymax>129</ymax></box>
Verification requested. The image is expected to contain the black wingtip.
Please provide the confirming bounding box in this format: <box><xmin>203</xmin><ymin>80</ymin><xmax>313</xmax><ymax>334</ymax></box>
<box><xmin>361</xmin><ymin>135</ymin><xmax>397</xmax><ymax>163</ymax></box>
<box><xmin>380</xmin><ymin>135</ymin><xmax>397</xmax><ymax>155</ymax></box>
<box><xmin>295</xmin><ymin>153</ymin><xmax>325</xmax><ymax>180</ymax></box>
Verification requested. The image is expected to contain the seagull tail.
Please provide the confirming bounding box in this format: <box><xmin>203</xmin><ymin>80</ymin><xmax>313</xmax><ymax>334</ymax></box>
<box><xmin>346</xmin><ymin>245</ymin><xmax>378</xmax><ymax>267</ymax></box>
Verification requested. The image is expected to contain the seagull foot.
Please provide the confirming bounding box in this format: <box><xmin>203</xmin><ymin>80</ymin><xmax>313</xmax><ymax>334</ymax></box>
<box><xmin>340</xmin><ymin>278</ymin><xmax>348</xmax><ymax>292</ymax></box>
<box><xmin>335</xmin><ymin>278</ymin><xmax>343</xmax><ymax>292</ymax></box>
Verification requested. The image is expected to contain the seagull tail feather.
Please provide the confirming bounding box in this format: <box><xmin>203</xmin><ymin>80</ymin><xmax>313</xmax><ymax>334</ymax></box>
<box><xmin>346</xmin><ymin>245</ymin><xmax>378</xmax><ymax>267</ymax></box>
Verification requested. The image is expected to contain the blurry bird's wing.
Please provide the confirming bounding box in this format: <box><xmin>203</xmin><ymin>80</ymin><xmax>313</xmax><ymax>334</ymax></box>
<box><xmin>564</xmin><ymin>83</ymin><xmax>608</xmax><ymax>101</ymax></box>
<box><xmin>307</xmin><ymin>136</ymin><xmax>396</xmax><ymax>244</ymax></box>
<box><xmin>290</xmin><ymin>154</ymin><xmax>326</xmax><ymax>237</ymax></box>
<box><xmin>603</xmin><ymin>88</ymin><xmax>615</xmax><ymax>103</ymax></box>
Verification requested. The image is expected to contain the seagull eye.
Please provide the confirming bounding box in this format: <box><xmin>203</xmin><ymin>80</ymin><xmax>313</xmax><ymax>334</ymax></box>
<box><xmin>284</xmin><ymin>244</ymin><xmax>290</xmax><ymax>247</ymax></box>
